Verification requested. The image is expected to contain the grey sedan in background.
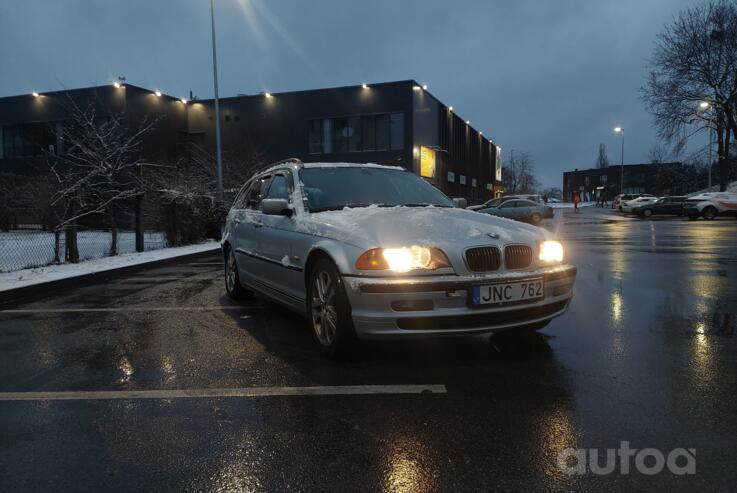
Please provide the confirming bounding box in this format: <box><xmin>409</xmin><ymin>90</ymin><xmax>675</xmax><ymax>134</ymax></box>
<box><xmin>222</xmin><ymin>161</ymin><xmax>576</xmax><ymax>357</ymax></box>
<box><xmin>477</xmin><ymin>199</ymin><xmax>554</xmax><ymax>225</ymax></box>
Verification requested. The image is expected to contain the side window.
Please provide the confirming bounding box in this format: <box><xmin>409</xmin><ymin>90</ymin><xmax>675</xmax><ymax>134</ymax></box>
<box><xmin>246</xmin><ymin>176</ymin><xmax>271</xmax><ymax>210</ymax></box>
<box><xmin>501</xmin><ymin>201</ymin><xmax>516</xmax><ymax>208</ymax></box>
<box><xmin>265</xmin><ymin>174</ymin><xmax>291</xmax><ymax>201</ymax></box>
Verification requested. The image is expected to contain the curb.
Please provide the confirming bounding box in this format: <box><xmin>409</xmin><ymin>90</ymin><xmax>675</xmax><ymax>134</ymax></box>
<box><xmin>0</xmin><ymin>247</ymin><xmax>222</xmax><ymax>308</ymax></box>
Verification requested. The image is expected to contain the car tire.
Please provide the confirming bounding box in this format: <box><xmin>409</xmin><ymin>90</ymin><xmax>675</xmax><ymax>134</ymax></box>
<box><xmin>642</xmin><ymin>209</ymin><xmax>653</xmax><ymax>218</ymax></box>
<box><xmin>307</xmin><ymin>258</ymin><xmax>357</xmax><ymax>358</ymax></box>
<box><xmin>225</xmin><ymin>247</ymin><xmax>254</xmax><ymax>300</ymax></box>
<box><xmin>530</xmin><ymin>213</ymin><xmax>542</xmax><ymax>225</ymax></box>
<box><xmin>702</xmin><ymin>206</ymin><xmax>717</xmax><ymax>220</ymax></box>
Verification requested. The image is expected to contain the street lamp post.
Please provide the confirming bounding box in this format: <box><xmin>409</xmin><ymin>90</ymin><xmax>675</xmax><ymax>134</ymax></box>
<box><xmin>699</xmin><ymin>101</ymin><xmax>713</xmax><ymax>189</ymax></box>
<box><xmin>614</xmin><ymin>127</ymin><xmax>624</xmax><ymax>194</ymax></box>
<box><xmin>211</xmin><ymin>0</ymin><xmax>224</xmax><ymax>202</ymax></box>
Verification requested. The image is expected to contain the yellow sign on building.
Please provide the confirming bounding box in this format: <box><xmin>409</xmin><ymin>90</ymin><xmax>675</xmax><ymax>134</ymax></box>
<box><xmin>420</xmin><ymin>146</ymin><xmax>436</xmax><ymax>178</ymax></box>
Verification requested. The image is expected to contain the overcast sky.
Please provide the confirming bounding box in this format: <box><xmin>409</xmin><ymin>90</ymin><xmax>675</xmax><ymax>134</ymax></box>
<box><xmin>0</xmin><ymin>0</ymin><xmax>701</xmax><ymax>187</ymax></box>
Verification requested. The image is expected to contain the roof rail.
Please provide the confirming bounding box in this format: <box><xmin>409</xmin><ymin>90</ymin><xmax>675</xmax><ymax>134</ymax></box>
<box><xmin>269</xmin><ymin>157</ymin><xmax>303</xmax><ymax>166</ymax></box>
<box><xmin>250</xmin><ymin>158</ymin><xmax>304</xmax><ymax>176</ymax></box>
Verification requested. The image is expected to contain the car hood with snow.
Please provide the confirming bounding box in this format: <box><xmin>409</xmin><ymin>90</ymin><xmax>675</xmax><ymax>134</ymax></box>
<box><xmin>298</xmin><ymin>205</ymin><xmax>552</xmax><ymax>251</ymax></box>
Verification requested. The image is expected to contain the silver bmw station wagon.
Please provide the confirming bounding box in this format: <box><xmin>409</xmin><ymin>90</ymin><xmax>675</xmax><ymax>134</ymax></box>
<box><xmin>222</xmin><ymin>160</ymin><xmax>576</xmax><ymax>356</ymax></box>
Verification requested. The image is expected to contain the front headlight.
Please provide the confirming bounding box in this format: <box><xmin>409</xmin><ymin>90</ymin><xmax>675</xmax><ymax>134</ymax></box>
<box><xmin>355</xmin><ymin>246</ymin><xmax>451</xmax><ymax>272</ymax></box>
<box><xmin>539</xmin><ymin>240</ymin><xmax>564</xmax><ymax>263</ymax></box>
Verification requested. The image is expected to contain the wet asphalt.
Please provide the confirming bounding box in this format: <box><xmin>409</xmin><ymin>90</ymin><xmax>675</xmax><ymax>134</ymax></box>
<box><xmin>0</xmin><ymin>207</ymin><xmax>736</xmax><ymax>492</ymax></box>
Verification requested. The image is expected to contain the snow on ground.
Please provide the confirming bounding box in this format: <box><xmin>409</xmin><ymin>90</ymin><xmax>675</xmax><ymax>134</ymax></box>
<box><xmin>0</xmin><ymin>241</ymin><xmax>220</xmax><ymax>293</ymax></box>
<box><xmin>0</xmin><ymin>230</ymin><xmax>167</xmax><ymax>273</ymax></box>
<box><xmin>549</xmin><ymin>201</ymin><xmax>596</xmax><ymax>209</ymax></box>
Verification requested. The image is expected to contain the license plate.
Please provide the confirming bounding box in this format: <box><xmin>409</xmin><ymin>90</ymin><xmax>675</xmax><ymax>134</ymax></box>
<box><xmin>472</xmin><ymin>279</ymin><xmax>544</xmax><ymax>305</ymax></box>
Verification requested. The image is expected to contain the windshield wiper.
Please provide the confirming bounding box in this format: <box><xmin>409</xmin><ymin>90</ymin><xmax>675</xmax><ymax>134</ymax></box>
<box><xmin>309</xmin><ymin>203</ymin><xmax>374</xmax><ymax>213</ymax></box>
<box><xmin>401</xmin><ymin>203</ymin><xmax>451</xmax><ymax>208</ymax></box>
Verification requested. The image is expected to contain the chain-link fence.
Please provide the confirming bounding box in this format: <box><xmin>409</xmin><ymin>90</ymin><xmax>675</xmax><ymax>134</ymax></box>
<box><xmin>0</xmin><ymin>226</ymin><xmax>169</xmax><ymax>273</ymax></box>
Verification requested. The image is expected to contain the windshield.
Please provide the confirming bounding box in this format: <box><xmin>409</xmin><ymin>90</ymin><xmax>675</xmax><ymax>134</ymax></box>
<box><xmin>299</xmin><ymin>167</ymin><xmax>454</xmax><ymax>212</ymax></box>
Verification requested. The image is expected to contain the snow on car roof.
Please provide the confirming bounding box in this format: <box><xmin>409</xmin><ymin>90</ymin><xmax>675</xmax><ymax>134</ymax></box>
<box><xmin>301</xmin><ymin>162</ymin><xmax>406</xmax><ymax>171</ymax></box>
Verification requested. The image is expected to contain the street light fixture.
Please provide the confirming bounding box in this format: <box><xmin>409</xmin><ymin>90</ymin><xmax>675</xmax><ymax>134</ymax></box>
<box><xmin>180</xmin><ymin>98</ymin><xmax>188</xmax><ymax>104</ymax></box>
<box><xmin>32</xmin><ymin>92</ymin><xmax>40</xmax><ymax>98</ymax></box>
<box><xmin>113</xmin><ymin>82</ymin><xmax>122</xmax><ymax>89</ymax></box>
<box><xmin>154</xmin><ymin>91</ymin><xmax>162</xmax><ymax>97</ymax></box>
<box><xmin>362</xmin><ymin>83</ymin><xmax>369</xmax><ymax>89</ymax></box>
<box><xmin>613</xmin><ymin>126</ymin><xmax>625</xmax><ymax>194</ymax></box>
<box><xmin>422</xmin><ymin>84</ymin><xmax>428</xmax><ymax>90</ymax></box>
<box><xmin>264</xmin><ymin>92</ymin><xmax>273</xmax><ymax>98</ymax></box>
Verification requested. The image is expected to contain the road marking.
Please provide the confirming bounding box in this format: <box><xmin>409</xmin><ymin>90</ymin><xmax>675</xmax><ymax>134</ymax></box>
<box><xmin>0</xmin><ymin>385</ymin><xmax>447</xmax><ymax>401</ymax></box>
<box><xmin>0</xmin><ymin>306</ymin><xmax>262</xmax><ymax>314</ymax></box>
<box><xmin>121</xmin><ymin>276</ymin><xmax>219</xmax><ymax>282</ymax></box>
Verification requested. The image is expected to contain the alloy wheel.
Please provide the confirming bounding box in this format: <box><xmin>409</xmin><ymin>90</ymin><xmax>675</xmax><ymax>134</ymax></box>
<box><xmin>311</xmin><ymin>270</ymin><xmax>338</xmax><ymax>346</ymax></box>
<box><xmin>226</xmin><ymin>251</ymin><xmax>237</xmax><ymax>292</ymax></box>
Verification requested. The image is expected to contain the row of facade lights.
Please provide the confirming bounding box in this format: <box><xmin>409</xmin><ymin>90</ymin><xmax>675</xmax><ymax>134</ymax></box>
<box><xmin>30</xmin><ymin>80</ymin><xmax>494</xmax><ymax>143</ymax></box>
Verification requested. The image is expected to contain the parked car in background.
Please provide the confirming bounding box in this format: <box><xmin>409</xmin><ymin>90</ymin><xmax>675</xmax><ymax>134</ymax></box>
<box><xmin>621</xmin><ymin>196</ymin><xmax>658</xmax><ymax>213</ymax></box>
<box><xmin>613</xmin><ymin>193</ymin><xmax>655</xmax><ymax>211</ymax></box>
<box><xmin>467</xmin><ymin>197</ymin><xmax>506</xmax><ymax>211</ymax></box>
<box><xmin>683</xmin><ymin>192</ymin><xmax>737</xmax><ymax>220</ymax></box>
<box><xmin>467</xmin><ymin>194</ymin><xmax>544</xmax><ymax>211</ymax></box>
<box><xmin>222</xmin><ymin>161</ymin><xmax>576</xmax><ymax>357</ymax></box>
<box><xmin>477</xmin><ymin>199</ymin><xmax>554</xmax><ymax>225</ymax></box>
<box><xmin>633</xmin><ymin>196</ymin><xmax>687</xmax><ymax>218</ymax></box>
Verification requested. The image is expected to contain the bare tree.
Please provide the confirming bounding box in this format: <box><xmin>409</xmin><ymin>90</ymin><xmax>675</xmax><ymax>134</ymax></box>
<box><xmin>647</xmin><ymin>144</ymin><xmax>672</xmax><ymax>164</ymax></box>
<box><xmin>149</xmin><ymin>140</ymin><xmax>266</xmax><ymax>246</ymax></box>
<box><xmin>47</xmin><ymin>99</ymin><xmax>156</xmax><ymax>260</ymax></box>
<box><xmin>642</xmin><ymin>0</ymin><xmax>737</xmax><ymax>191</ymax></box>
<box><xmin>596</xmin><ymin>144</ymin><xmax>610</xmax><ymax>168</ymax></box>
<box><xmin>502</xmin><ymin>150</ymin><xmax>539</xmax><ymax>194</ymax></box>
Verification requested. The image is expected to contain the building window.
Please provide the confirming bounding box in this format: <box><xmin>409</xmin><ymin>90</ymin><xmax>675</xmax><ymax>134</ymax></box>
<box><xmin>348</xmin><ymin>117</ymin><xmax>362</xmax><ymax>152</ymax></box>
<box><xmin>375</xmin><ymin>114</ymin><xmax>390</xmax><ymax>151</ymax></box>
<box><xmin>447</xmin><ymin>171</ymin><xmax>455</xmax><ymax>183</ymax></box>
<box><xmin>390</xmin><ymin>113</ymin><xmax>404</xmax><ymax>150</ymax></box>
<box><xmin>600</xmin><ymin>174</ymin><xmax>608</xmax><ymax>185</ymax></box>
<box><xmin>362</xmin><ymin>117</ymin><xmax>375</xmax><ymax>151</ymax></box>
<box><xmin>1</xmin><ymin>123</ymin><xmax>56</xmax><ymax>158</ymax></box>
<box><xmin>308</xmin><ymin>112</ymin><xmax>404</xmax><ymax>154</ymax></box>
<box><xmin>459</xmin><ymin>175</ymin><xmax>466</xmax><ymax>185</ymax></box>
<box><xmin>471</xmin><ymin>178</ymin><xmax>477</xmax><ymax>187</ymax></box>
<box><xmin>308</xmin><ymin>119</ymin><xmax>323</xmax><ymax>154</ymax></box>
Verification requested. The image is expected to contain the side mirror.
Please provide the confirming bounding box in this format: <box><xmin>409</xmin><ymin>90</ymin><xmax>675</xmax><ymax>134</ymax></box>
<box><xmin>261</xmin><ymin>198</ymin><xmax>293</xmax><ymax>216</ymax></box>
<box><xmin>452</xmin><ymin>197</ymin><xmax>468</xmax><ymax>209</ymax></box>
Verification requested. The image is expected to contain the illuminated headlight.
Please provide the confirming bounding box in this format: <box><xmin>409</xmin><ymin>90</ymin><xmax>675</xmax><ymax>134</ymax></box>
<box><xmin>355</xmin><ymin>246</ymin><xmax>451</xmax><ymax>272</ymax></box>
<box><xmin>539</xmin><ymin>240</ymin><xmax>564</xmax><ymax>263</ymax></box>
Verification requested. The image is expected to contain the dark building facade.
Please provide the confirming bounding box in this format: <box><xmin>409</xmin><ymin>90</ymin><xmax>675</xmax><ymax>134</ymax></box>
<box><xmin>563</xmin><ymin>162</ymin><xmax>682</xmax><ymax>201</ymax></box>
<box><xmin>0</xmin><ymin>84</ymin><xmax>187</xmax><ymax>174</ymax></box>
<box><xmin>0</xmin><ymin>80</ymin><xmax>501</xmax><ymax>203</ymax></box>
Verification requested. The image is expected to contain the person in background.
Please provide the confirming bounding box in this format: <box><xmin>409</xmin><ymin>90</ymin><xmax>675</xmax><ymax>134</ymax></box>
<box><xmin>574</xmin><ymin>193</ymin><xmax>581</xmax><ymax>213</ymax></box>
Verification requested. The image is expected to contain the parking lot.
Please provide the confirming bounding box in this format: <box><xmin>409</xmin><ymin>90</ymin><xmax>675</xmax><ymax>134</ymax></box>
<box><xmin>1</xmin><ymin>207</ymin><xmax>736</xmax><ymax>491</ymax></box>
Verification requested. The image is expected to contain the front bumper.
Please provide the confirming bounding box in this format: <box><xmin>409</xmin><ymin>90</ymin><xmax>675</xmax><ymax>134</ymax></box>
<box><xmin>342</xmin><ymin>265</ymin><xmax>576</xmax><ymax>339</ymax></box>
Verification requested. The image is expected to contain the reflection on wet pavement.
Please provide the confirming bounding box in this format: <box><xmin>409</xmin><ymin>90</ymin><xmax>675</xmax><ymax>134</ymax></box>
<box><xmin>0</xmin><ymin>208</ymin><xmax>736</xmax><ymax>490</ymax></box>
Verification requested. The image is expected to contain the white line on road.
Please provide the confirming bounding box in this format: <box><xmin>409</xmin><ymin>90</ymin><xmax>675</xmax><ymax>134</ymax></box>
<box><xmin>0</xmin><ymin>385</ymin><xmax>447</xmax><ymax>401</ymax></box>
<box><xmin>121</xmin><ymin>276</ymin><xmax>219</xmax><ymax>282</ymax></box>
<box><xmin>0</xmin><ymin>306</ymin><xmax>262</xmax><ymax>314</ymax></box>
